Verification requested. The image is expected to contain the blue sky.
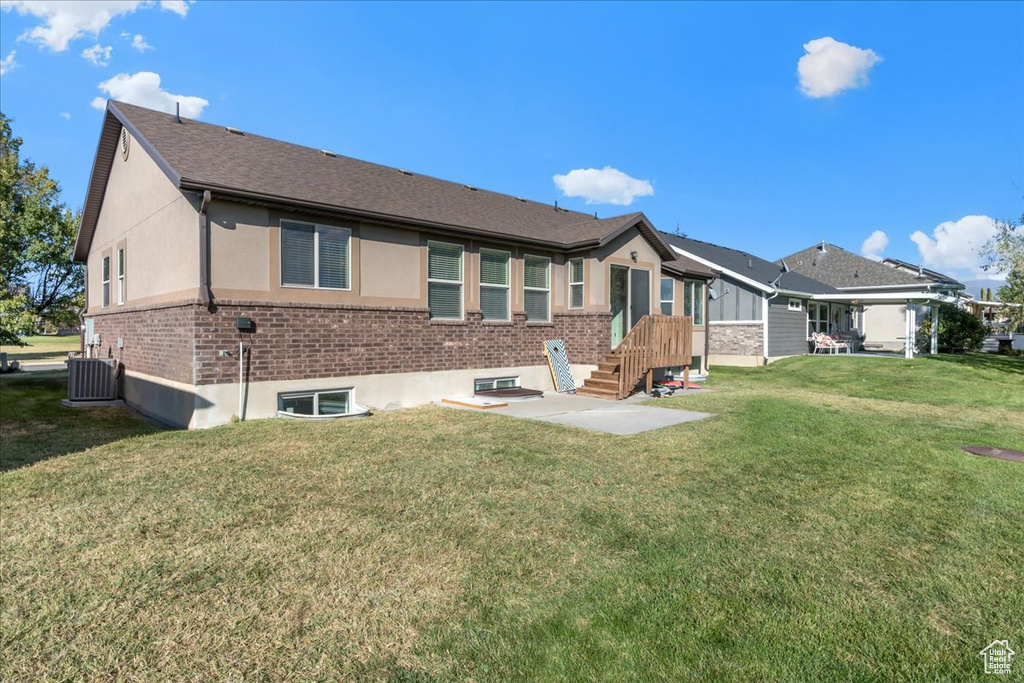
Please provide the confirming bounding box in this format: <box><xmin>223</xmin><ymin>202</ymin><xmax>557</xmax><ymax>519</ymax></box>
<box><xmin>2</xmin><ymin>1</ymin><xmax>1022</xmax><ymax>283</ymax></box>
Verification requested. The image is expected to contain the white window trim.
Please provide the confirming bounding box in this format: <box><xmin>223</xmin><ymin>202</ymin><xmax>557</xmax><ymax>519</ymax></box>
<box><xmin>117</xmin><ymin>247</ymin><xmax>125</xmax><ymax>305</ymax></box>
<box><xmin>479</xmin><ymin>247</ymin><xmax>511</xmax><ymax>322</ymax></box>
<box><xmin>474</xmin><ymin>376</ymin><xmax>521</xmax><ymax>392</ymax></box>
<box><xmin>788</xmin><ymin>298</ymin><xmax>802</xmax><ymax>312</ymax></box>
<box><xmin>280</xmin><ymin>220</ymin><xmax>352</xmax><ymax>291</ymax></box>
<box><xmin>277</xmin><ymin>387</ymin><xmax>354</xmax><ymax>416</ymax></box>
<box><xmin>683</xmin><ymin>278</ymin><xmax>705</xmax><ymax>325</ymax></box>
<box><xmin>101</xmin><ymin>255</ymin><xmax>110</xmax><ymax>309</ymax></box>
<box><xmin>660</xmin><ymin>276</ymin><xmax>674</xmax><ymax>315</ymax></box>
<box><xmin>568</xmin><ymin>257</ymin><xmax>585</xmax><ymax>310</ymax></box>
<box><xmin>524</xmin><ymin>254</ymin><xmax>551</xmax><ymax>323</ymax></box>
<box><xmin>427</xmin><ymin>240</ymin><xmax>465</xmax><ymax>320</ymax></box>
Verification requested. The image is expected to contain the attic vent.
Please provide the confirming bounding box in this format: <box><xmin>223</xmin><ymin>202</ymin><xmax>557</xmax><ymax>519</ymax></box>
<box><xmin>464</xmin><ymin>185</ymin><xmax>478</xmax><ymax>191</ymax></box>
<box><xmin>319</xmin><ymin>149</ymin><xmax>337</xmax><ymax>157</ymax></box>
<box><xmin>225</xmin><ymin>126</ymin><xmax>245</xmax><ymax>136</ymax></box>
<box><xmin>398</xmin><ymin>169</ymin><xmax>413</xmax><ymax>176</ymax></box>
<box><xmin>120</xmin><ymin>127</ymin><xmax>130</xmax><ymax>161</ymax></box>
<box><xmin>513</xmin><ymin>197</ymin><xmax>527</xmax><ymax>202</ymax></box>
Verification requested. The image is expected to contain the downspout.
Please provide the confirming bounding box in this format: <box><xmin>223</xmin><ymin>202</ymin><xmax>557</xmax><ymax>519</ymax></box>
<box><xmin>199</xmin><ymin>190</ymin><xmax>212</xmax><ymax>309</ymax></box>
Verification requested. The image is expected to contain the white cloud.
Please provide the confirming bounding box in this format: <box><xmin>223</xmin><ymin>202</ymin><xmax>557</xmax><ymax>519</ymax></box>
<box><xmin>159</xmin><ymin>0</ymin><xmax>191</xmax><ymax>16</ymax></box>
<box><xmin>798</xmin><ymin>37</ymin><xmax>882</xmax><ymax>98</ymax></box>
<box><xmin>59</xmin><ymin>111</ymin><xmax>71</xmax><ymax>119</ymax></box>
<box><xmin>1</xmin><ymin>0</ymin><xmax>191</xmax><ymax>53</ymax></box>
<box><xmin>91</xmin><ymin>71</ymin><xmax>209</xmax><ymax>118</ymax></box>
<box><xmin>131</xmin><ymin>33</ymin><xmax>152</xmax><ymax>51</ymax></box>
<box><xmin>0</xmin><ymin>50</ymin><xmax>16</xmax><ymax>75</ymax></box>
<box><xmin>860</xmin><ymin>230</ymin><xmax>889</xmax><ymax>261</ymax></box>
<box><xmin>2</xmin><ymin>1</ymin><xmax>146</xmax><ymax>52</ymax></box>
<box><xmin>910</xmin><ymin>215</ymin><xmax>1000</xmax><ymax>278</ymax></box>
<box><xmin>81</xmin><ymin>43</ymin><xmax>111</xmax><ymax>66</ymax></box>
<box><xmin>553</xmin><ymin>166</ymin><xmax>654</xmax><ymax>206</ymax></box>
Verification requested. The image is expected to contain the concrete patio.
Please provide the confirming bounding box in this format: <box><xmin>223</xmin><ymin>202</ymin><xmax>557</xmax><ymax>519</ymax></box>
<box><xmin>439</xmin><ymin>389</ymin><xmax>713</xmax><ymax>435</ymax></box>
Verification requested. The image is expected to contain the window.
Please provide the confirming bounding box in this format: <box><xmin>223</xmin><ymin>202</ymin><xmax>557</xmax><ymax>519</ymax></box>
<box><xmin>278</xmin><ymin>388</ymin><xmax>352</xmax><ymax>416</ymax></box>
<box><xmin>682</xmin><ymin>279</ymin><xmax>704</xmax><ymax>325</ymax></box>
<box><xmin>524</xmin><ymin>255</ymin><xmax>550</xmax><ymax>322</ymax></box>
<box><xmin>474</xmin><ymin>376</ymin><xmax>520</xmax><ymax>392</ymax></box>
<box><xmin>101</xmin><ymin>255</ymin><xmax>110</xmax><ymax>308</ymax></box>
<box><xmin>117</xmin><ymin>247</ymin><xmax>125</xmax><ymax>305</ymax></box>
<box><xmin>808</xmin><ymin>302</ymin><xmax>829</xmax><ymax>333</ymax></box>
<box><xmin>788</xmin><ymin>298</ymin><xmax>802</xmax><ymax>312</ymax></box>
<box><xmin>568</xmin><ymin>258</ymin><xmax>584</xmax><ymax>309</ymax></box>
<box><xmin>479</xmin><ymin>248</ymin><xmax>510</xmax><ymax>321</ymax></box>
<box><xmin>428</xmin><ymin>241</ymin><xmax>464</xmax><ymax>319</ymax></box>
<box><xmin>281</xmin><ymin>220</ymin><xmax>351</xmax><ymax>290</ymax></box>
<box><xmin>660</xmin><ymin>277</ymin><xmax>674</xmax><ymax>315</ymax></box>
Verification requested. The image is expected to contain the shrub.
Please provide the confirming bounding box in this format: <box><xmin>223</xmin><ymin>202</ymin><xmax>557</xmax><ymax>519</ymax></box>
<box><xmin>915</xmin><ymin>303</ymin><xmax>987</xmax><ymax>353</ymax></box>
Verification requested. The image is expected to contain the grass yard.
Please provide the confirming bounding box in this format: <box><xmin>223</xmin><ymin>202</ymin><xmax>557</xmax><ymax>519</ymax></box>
<box><xmin>0</xmin><ymin>334</ymin><xmax>80</xmax><ymax>364</ymax></box>
<box><xmin>1</xmin><ymin>355</ymin><xmax>1022</xmax><ymax>681</ymax></box>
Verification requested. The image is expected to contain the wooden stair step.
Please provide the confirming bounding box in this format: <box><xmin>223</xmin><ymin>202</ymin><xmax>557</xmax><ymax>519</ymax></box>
<box><xmin>587</xmin><ymin>370</ymin><xmax>618</xmax><ymax>382</ymax></box>
<box><xmin>597</xmin><ymin>360</ymin><xmax>620</xmax><ymax>373</ymax></box>
<box><xmin>576</xmin><ymin>386</ymin><xmax>617</xmax><ymax>399</ymax></box>
<box><xmin>582</xmin><ymin>377</ymin><xmax>618</xmax><ymax>390</ymax></box>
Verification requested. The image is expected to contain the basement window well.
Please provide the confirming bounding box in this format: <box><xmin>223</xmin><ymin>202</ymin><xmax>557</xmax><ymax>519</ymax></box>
<box><xmin>474</xmin><ymin>377</ymin><xmax>520</xmax><ymax>392</ymax></box>
<box><xmin>277</xmin><ymin>388</ymin><xmax>369</xmax><ymax>419</ymax></box>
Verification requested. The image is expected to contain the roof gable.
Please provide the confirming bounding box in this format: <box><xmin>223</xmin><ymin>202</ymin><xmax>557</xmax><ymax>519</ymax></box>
<box><xmin>780</xmin><ymin>243</ymin><xmax>964</xmax><ymax>289</ymax></box>
<box><xmin>660</xmin><ymin>233</ymin><xmax>841</xmax><ymax>295</ymax></box>
<box><xmin>75</xmin><ymin>101</ymin><xmax>675</xmax><ymax>261</ymax></box>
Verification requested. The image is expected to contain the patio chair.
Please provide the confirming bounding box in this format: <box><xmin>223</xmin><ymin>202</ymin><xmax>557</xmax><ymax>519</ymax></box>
<box><xmin>829</xmin><ymin>334</ymin><xmax>852</xmax><ymax>354</ymax></box>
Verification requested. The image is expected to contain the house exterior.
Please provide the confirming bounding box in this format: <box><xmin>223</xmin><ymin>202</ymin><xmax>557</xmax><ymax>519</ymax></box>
<box><xmin>74</xmin><ymin>101</ymin><xmax>713</xmax><ymax>428</ymax></box>
<box><xmin>660</xmin><ymin>234</ymin><xmax>850</xmax><ymax>365</ymax></box>
<box><xmin>780</xmin><ymin>243</ymin><xmax>964</xmax><ymax>354</ymax></box>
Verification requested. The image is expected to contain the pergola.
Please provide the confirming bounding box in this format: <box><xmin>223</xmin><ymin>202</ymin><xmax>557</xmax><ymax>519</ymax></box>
<box><xmin>809</xmin><ymin>292</ymin><xmax>961</xmax><ymax>359</ymax></box>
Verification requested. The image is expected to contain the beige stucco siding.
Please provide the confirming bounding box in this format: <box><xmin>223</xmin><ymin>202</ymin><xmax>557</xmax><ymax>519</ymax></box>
<box><xmin>593</xmin><ymin>230</ymin><xmax>662</xmax><ymax>312</ymax></box>
<box><xmin>360</xmin><ymin>225</ymin><xmax>420</xmax><ymax>300</ymax></box>
<box><xmin>862</xmin><ymin>303</ymin><xmax>910</xmax><ymax>350</ymax></box>
<box><xmin>87</xmin><ymin>131</ymin><xmax>198</xmax><ymax>313</ymax></box>
<box><xmin>209</xmin><ymin>201</ymin><xmax>270</xmax><ymax>293</ymax></box>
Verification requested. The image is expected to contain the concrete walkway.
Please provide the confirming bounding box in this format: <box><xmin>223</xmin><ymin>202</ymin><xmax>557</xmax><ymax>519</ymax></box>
<box><xmin>441</xmin><ymin>390</ymin><xmax>713</xmax><ymax>435</ymax></box>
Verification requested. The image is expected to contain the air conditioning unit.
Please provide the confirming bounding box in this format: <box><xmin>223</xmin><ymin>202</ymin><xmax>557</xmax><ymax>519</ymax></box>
<box><xmin>68</xmin><ymin>358</ymin><xmax>119</xmax><ymax>401</ymax></box>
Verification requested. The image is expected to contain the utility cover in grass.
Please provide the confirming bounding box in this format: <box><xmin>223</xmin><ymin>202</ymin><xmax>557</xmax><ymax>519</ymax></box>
<box><xmin>963</xmin><ymin>446</ymin><xmax>1024</xmax><ymax>463</ymax></box>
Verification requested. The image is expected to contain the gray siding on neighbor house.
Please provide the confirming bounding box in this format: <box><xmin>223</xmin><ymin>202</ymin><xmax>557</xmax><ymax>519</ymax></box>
<box><xmin>709</xmin><ymin>276</ymin><xmax>762</xmax><ymax>322</ymax></box>
<box><xmin>767</xmin><ymin>296</ymin><xmax>809</xmax><ymax>357</ymax></box>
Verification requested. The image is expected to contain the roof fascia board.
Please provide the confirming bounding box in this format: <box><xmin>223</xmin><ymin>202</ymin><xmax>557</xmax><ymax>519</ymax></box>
<box><xmin>812</xmin><ymin>292</ymin><xmax>947</xmax><ymax>302</ymax></box>
<box><xmin>837</xmin><ymin>283</ymin><xmax>947</xmax><ymax>292</ymax></box>
<box><xmin>597</xmin><ymin>214</ymin><xmax>676</xmax><ymax>261</ymax></box>
<box><xmin>189</xmin><ymin>183</ymin><xmax>585</xmax><ymax>252</ymax></box>
<box><xmin>108</xmin><ymin>102</ymin><xmax>183</xmax><ymax>188</ymax></box>
<box><xmin>775</xmin><ymin>287</ymin><xmax>817</xmax><ymax>298</ymax></box>
<box><xmin>670</xmin><ymin>245</ymin><xmax>774</xmax><ymax>293</ymax></box>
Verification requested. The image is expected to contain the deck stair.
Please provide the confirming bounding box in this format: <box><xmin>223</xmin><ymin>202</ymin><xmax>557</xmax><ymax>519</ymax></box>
<box><xmin>577</xmin><ymin>314</ymin><xmax>693</xmax><ymax>400</ymax></box>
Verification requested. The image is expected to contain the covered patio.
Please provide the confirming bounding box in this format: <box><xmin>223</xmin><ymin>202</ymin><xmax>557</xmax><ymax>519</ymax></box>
<box><xmin>809</xmin><ymin>292</ymin><xmax>961</xmax><ymax>359</ymax></box>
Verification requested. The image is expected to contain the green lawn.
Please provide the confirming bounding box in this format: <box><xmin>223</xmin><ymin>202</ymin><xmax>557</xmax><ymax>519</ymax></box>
<box><xmin>0</xmin><ymin>334</ymin><xmax>80</xmax><ymax>364</ymax></box>
<box><xmin>1</xmin><ymin>356</ymin><xmax>1022</xmax><ymax>681</ymax></box>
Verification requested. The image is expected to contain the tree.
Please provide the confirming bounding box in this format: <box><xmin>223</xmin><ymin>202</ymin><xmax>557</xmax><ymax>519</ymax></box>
<box><xmin>0</xmin><ymin>113</ymin><xmax>83</xmax><ymax>345</ymax></box>
<box><xmin>981</xmin><ymin>212</ymin><xmax>1024</xmax><ymax>328</ymax></box>
<box><xmin>916</xmin><ymin>303</ymin><xmax>987</xmax><ymax>354</ymax></box>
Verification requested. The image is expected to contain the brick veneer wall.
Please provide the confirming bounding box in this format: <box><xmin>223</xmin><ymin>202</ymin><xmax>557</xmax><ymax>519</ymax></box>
<box><xmin>708</xmin><ymin>323</ymin><xmax>763</xmax><ymax>357</ymax></box>
<box><xmin>195</xmin><ymin>301</ymin><xmax>611</xmax><ymax>385</ymax></box>
<box><xmin>91</xmin><ymin>299</ymin><xmax>612</xmax><ymax>387</ymax></box>
<box><xmin>88</xmin><ymin>301</ymin><xmax>196</xmax><ymax>384</ymax></box>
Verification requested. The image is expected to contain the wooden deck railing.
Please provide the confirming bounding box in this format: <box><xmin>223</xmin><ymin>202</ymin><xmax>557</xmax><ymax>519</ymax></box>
<box><xmin>611</xmin><ymin>314</ymin><xmax>693</xmax><ymax>400</ymax></box>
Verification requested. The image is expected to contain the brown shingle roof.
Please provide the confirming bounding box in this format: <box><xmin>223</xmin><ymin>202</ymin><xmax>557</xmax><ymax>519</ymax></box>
<box><xmin>75</xmin><ymin>101</ymin><xmax>674</xmax><ymax>261</ymax></box>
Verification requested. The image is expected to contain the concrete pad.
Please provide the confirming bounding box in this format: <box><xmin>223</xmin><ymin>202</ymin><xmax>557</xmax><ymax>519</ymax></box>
<box><xmin>440</xmin><ymin>391</ymin><xmax>712</xmax><ymax>435</ymax></box>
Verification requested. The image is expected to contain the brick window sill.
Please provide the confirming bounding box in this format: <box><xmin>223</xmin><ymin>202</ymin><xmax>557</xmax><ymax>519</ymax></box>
<box><xmin>429</xmin><ymin>319</ymin><xmax>469</xmax><ymax>326</ymax></box>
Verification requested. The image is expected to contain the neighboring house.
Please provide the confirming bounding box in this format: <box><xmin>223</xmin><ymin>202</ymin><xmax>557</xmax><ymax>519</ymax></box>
<box><xmin>660</xmin><ymin>234</ymin><xmax>850</xmax><ymax>366</ymax></box>
<box><xmin>780</xmin><ymin>243</ymin><xmax>964</xmax><ymax>355</ymax></box>
<box><xmin>74</xmin><ymin>101</ymin><xmax>713</xmax><ymax>428</ymax></box>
